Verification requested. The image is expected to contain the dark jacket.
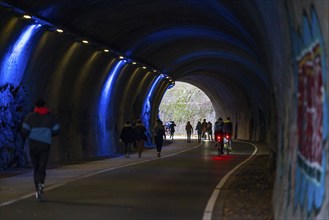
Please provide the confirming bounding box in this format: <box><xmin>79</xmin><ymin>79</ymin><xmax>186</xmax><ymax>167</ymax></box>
<box><xmin>120</xmin><ymin>126</ymin><xmax>135</xmax><ymax>143</ymax></box>
<box><xmin>21</xmin><ymin>107</ymin><xmax>60</xmax><ymax>144</ymax></box>
<box><xmin>223</xmin><ymin>120</ymin><xmax>233</xmax><ymax>133</ymax></box>
<box><xmin>186</xmin><ymin>123</ymin><xmax>193</xmax><ymax>134</ymax></box>
<box><xmin>134</xmin><ymin>125</ymin><xmax>146</xmax><ymax>141</ymax></box>
<box><xmin>195</xmin><ymin>122</ymin><xmax>202</xmax><ymax>134</ymax></box>
<box><xmin>153</xmin><ymin>125</ymin><xmax>165</xmax><ymax>138</ymax></box>
<box><xmin>214</xmin><ymin>121</ymin><xmax>224</xmax><ymax>133</ymax></box>
<box><xmin>169</xmin><ymin>123</ymin><xmax>176</xmax><ymax>132</ymax></box>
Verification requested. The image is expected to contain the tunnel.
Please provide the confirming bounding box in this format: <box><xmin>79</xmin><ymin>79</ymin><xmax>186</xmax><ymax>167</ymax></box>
<box><xmin>0</xmin><ymin>0</ymin><xmax>328</xmax><ymax>219</ymax></box>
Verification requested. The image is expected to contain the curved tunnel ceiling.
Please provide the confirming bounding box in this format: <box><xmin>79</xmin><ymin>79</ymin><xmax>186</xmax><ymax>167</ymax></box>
<box><xmin>3</xmin><ymin>0</ymin><xmax>278</xmax><ymax>119</ymax></box>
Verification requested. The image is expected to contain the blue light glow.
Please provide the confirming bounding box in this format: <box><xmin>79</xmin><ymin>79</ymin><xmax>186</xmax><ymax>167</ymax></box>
<box><xmin>141</xmin><ymin>74</ymin><xmax>165</xmax><ymax>131</ymax></box>
<box><xmin>0</xmin><ymin>24</ymin><xmax>41</xmax><ymax>87</ymax></box>
<box><xmin>98</xmin><ymin>60</ymin><xmax>127</xmax><ymax>156</ymax></box>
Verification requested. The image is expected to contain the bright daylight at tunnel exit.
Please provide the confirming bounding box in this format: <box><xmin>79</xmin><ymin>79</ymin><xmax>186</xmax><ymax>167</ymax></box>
<box><xmin>159</xmin><ymin>81</ymin><xmax>216</xmax><ymax>137</ymax></box>
<box><xmin>0</xmin><ymin>1</ymin><xmax>328</xmax><ymax>220</ymax></box>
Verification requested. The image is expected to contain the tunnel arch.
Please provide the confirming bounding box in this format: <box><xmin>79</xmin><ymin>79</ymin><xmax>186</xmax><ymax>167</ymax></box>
<box><xmin>0</xmin><ymin>0</ymin><xmax>277</xmax><ymax>159</ymax></box>
<box><xmin>1</xmin><ymin>1</ymin><xmax>328</xmax><ymax>219</ymax></box>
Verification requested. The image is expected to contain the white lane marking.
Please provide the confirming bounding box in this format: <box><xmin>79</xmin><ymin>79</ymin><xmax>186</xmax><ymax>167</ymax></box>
<box><xmin>0</xmin><ymin>143</ymin><xmax>201</xmax><ymax>207</ymax></box>
<box><xmin>0</xmin><ymin>193</ymin><xmax>36</xmax><ymax>207</ymax></box>
<box><xmin>202</xmin><ymin>141</ymin><xmax>258</xmax><ymax>220</ymax></box>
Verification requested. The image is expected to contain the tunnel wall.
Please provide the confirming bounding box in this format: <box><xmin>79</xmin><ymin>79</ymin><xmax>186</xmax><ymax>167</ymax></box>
<box><xmin>185</xmin><ymin>73</ymin><xmax>271</xmax><ymax>143</ymax></box>
<box><xmin>1</xmin><ymin>1</ymin><xmax>328</xmax><ymax>219</ymax></box>
<box><xmin>0</xmin><ymin>7</ymin><xmax>171</xmax><ymax>166</ymax></box>
<box><xmin>270</xmin><ymin>1</ymin><xmax>329</xmax><ymax>219</ymax></box>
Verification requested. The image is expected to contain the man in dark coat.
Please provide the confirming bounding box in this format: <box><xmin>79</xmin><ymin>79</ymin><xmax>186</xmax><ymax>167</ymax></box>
<box><xmin>120</xmin><ymin>121</ymin><xmax>135</xmax><ymax>158</ymax></box>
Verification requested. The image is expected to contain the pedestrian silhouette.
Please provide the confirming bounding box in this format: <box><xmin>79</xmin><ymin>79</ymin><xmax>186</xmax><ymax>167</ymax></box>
<box><xmin>120</xmin><ymin>121</ymin><xmax>135</xmax><ymax>158</ymax></box>
<box><xmin>153</xmin><ymin>119</ymin><xmax>165</xmax><ymax>157</ymax></box>
<box><xmin>21</xmin><ymin>99</ymin><xmax>60</xmax><ymax>201</ymax></box>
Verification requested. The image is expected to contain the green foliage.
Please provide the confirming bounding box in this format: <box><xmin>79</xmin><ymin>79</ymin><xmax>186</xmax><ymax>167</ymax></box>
<box><xmin>159</xmin><ymin>82</ymin><xmax>215</xmax><ymax>135</ymax></box>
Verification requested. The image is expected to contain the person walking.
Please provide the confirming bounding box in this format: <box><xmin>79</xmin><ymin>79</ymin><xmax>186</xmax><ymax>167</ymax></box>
<box><xmin>185</xmin><ymin>121</ymin><xmax>193</xmax><ymax>143</ymax></box>
<box><xmin>120</xmin><ymin>121</ymin><xmax>135</xmax><ymax>158</ymax></box>
<box><xmin>21</xmin><ymin>99</ymin><xmax>60</xmax><ymax>201</ymax></box>
<box><xmin>134</xmin><ymin>119</ymin><xmax>146</xmax><ymax>158</ymax></box>
<box><xmin>201</xmin><ymin>119</ymin><xmax>207</xmax><ymax>139</ymax></box>
<box><xmin>207</xmin><ymin>121</ymin><xmax>213</xmax><ymax>141</ymax></box>
<box><xmin>169</xmin><ymin>121</ymin><xmax>176</xmax><ymax>140</ymax></box>
<box><xmin>195</xmin><ymin>121</ymin><xmax>202</xmax><ymax>143</ymax></box>
<box><xmin>153</xmin><ymin>119</ymin><xmax>165</xmax><ymax>157</ymax></box>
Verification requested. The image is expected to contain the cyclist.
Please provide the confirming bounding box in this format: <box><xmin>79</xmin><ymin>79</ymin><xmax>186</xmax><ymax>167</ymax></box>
<box><xmin>223</xmin><ymin>117</ymin><xmax>233</xmax><ymax>151</ymax></box>
<box><xmin>214</xmin><ymin>117</ymin><xmax>224</xmax><ymax>154</ymax></box>
<box><xmin>223</xmin><ymin>117</ymin><xmax>233</xmax><ymax>135</ymax></box>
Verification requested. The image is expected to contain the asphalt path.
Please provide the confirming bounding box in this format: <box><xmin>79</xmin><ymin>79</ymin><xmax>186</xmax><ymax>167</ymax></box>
<box><xmin>0</xmin><ymin>140</ymin><xmax>254</xmax><ymax>220</ymax></box>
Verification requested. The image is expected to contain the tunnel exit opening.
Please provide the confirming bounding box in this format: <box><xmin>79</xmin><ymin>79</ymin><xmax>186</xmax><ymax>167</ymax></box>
<box><xmin>159</xmin><ymin>81</ymin><xmax>216</xmax><ymax>136</ymax></box>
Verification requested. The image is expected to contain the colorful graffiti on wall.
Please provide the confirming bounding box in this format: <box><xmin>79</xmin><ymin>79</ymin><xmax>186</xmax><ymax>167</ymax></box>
<box><xmin>0</xmin><ymin>24</ymin><xmax>42</xmax><ymax>168</ymax></box>
<box><xmin>291</xmin><ymin>8</ymin><xmax>328</xmax><ymax>215</ymax></box>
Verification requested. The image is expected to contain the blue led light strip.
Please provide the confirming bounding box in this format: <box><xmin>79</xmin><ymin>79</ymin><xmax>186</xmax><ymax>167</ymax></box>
<box><xmin>141</xmin><ymin>74</ymin><xmax>165</xmax><ymax>131</ymax></box>
<box><xmin>0</xmin><ymin>24</ymin><xmax>41</xmax><ymax>86</ymax></box>
<box><xmin>97</xmin><ymin>59</ymin><xmax>127</xmax><ymax>155</ymax></box>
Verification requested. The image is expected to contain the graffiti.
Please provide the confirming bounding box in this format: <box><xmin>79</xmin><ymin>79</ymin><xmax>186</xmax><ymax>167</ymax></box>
<box><xmin>0</xmin><ymin>83</ymin><xmax>28</xmax><ymax>169</ymax></box>
<box><xmin>0</xmin><ymin>24</ymin><xmax>41</xmax><ymax>169</ymax></box>
<box><xmin>292</xmin><ymin>8</ymin><xmax>328</xmax><ymax>215</ymax></box>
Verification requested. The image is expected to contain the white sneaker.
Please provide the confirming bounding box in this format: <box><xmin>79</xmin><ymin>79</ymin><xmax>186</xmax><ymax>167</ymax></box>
<box><xmin>36</xmin><ymin>183</ymin><xmax>44</xmax><ymax>201</ymax></box>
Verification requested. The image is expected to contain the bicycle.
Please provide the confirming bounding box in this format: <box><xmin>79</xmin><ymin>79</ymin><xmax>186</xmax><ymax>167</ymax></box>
<box><xmin>214</xmin><ymin>132</ymin><xmax>224</xmax><ymax>156</ymax></box>
<box><xmin>223</xmin><ymin>133</ymin><xmax>232</xmax><ymax>155</ymax></box>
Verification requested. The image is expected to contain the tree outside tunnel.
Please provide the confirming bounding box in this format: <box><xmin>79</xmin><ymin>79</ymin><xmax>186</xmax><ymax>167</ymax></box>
<box><xmin>159</xmin><ymin>82</ymin><xmax>216</xmax><ymax>135</ymax></box>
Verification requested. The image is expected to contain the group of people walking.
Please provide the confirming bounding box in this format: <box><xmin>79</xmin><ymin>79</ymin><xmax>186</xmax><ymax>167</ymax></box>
<box><xmin>121</xmin><ymin>118</ymin><xmax>232</xmax><ymax>151</ymax></box>
<box><xmin>21</xmin><ymin>99</ymin><xmax>166</xmax><ymax>201</ymax></box>
<box><xmin>21</xmin><ymin>98</ymin><xmax>233</xmax><ymax>202</ymax></box>
<box><xmin>185</xmin><ymin>117</ymin><xmax>233</xmax><ymax>143</ymax></box>
<box><xmin>119</xmin><ymin>119</ymin><xmax>147</xmax><ymax>158</ymax></box>
<box><xmin>120</xmin><ymin>119</ymin><xmax>166</xmax><ymax>158</ymax></box>
<box><xmin>121</xmin><ymin>117</ymin><xmax>233</xmax><ymax>158</ymax></box>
